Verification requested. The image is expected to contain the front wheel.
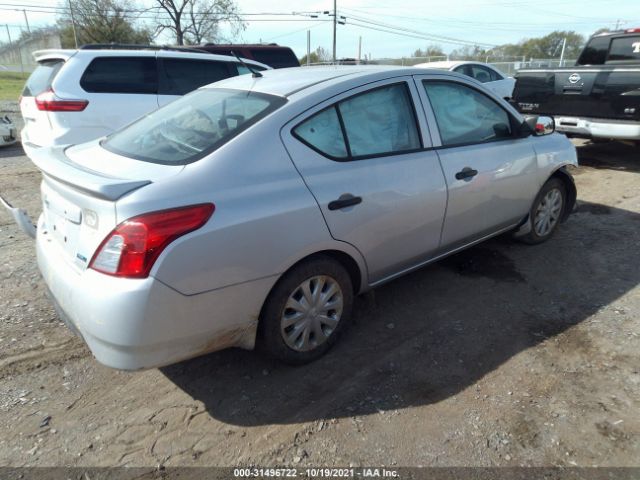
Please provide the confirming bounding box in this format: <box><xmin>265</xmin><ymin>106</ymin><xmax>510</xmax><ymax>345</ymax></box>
<box><xmin>259</xmin><ymin>256</ymin><xmax>353</xmax><ymax>364</ymax></box>
<box><xmin>520</xmin><ymin>178</ymin><xmax>566</xmax><ymax>245</ymax></box>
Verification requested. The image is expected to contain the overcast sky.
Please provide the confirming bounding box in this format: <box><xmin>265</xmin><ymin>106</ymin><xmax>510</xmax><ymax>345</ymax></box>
<box><xmin>2</xmin><ymin>0</ymin><xmax>639</xmax><ymax>58</ymax></box>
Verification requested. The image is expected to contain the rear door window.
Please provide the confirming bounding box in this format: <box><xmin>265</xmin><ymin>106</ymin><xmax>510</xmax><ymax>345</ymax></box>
<box><xmin>293</xmin><ymin>107</ymin><xmax>348</xmax><ymax>159</ymax></box>
<box><xmin>607</xmin><ymin>36</ymin><xmax>640</xmax><ymax>62</ymax></box>
<box><xmin>159</xmin><ymin>58</ymin><xmax>234</xmax><ymax>95</ymax></box>
<box><xmin>293</xmin><ymin>82</ymin><xmax>421</xmax><ymax>160</ymax></box>
<box><xmin>80</xmin><ymin>57</ymin><xmax>157</xmax><ymax>94</ymax></box>
<box><xmin>22</xmin><ymin>59</ymin><xmax>64</xmax><ymax>96</ymax></box>
<box><xmin>339</xmin><ymin>84</ymin><xmax>421</xmax><ymax>157</ymax></box>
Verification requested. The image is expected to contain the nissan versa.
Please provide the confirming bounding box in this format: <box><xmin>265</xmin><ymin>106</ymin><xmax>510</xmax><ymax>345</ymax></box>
<box><xmin>4</xmin><ymin>66</ymin><xmax>578</xmax><ymax>369</ymax></box>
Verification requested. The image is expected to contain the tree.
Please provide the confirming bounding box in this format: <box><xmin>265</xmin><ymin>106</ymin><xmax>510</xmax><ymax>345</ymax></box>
<box><xmin>153</xmin><ymin>0</ymin><xmax>245</xmax><ymax>45</ymax></box>
<box><xmin>58</xmin><ymin>0</ymin><xmax>152</xmax><ymax>48</ymax></box>
<box><xmin>412</xmin><ymin>44</ymin><xmax>444</xmax><ymax>59</ymax></box>
<box><xmin>488</xmin><ymin>31</ymin><xmax>585</xmax><ymax>60</ymax></box>
<box><xmin>299</xmin><ymin>46</ymin><xmax>331</xmax><ymax>65</ymax></box>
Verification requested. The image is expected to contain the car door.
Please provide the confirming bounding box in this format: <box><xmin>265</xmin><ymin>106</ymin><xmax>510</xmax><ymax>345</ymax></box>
<box><xmin>281</xmin><ymin>78</ymin><xmax>447</xmax><ymax>284</ymax></box>
<box><xmin>414</xmin><ymin>75</ymin><xmax>539</xmax><ymax>251</ymax></box>
<box><xmin>157</xmin><ymin>54</ymin><xmax>238</xmax><ymax>107</ymax></box>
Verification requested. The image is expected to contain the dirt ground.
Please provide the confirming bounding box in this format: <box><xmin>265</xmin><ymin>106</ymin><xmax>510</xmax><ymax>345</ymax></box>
<box><xmin>0</xmin><ymin>137</ymin><xmax>638</xmax><ymax>468</ymax></box>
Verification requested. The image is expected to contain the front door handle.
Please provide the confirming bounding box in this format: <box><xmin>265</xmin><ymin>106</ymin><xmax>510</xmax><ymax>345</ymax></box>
<box><xmin>455</xmin><ymin>167</ymin><xmax>478</xmax><ymax>180</ymax></box>
<box><xmin>328</xmin><ymin>194</ymin><xmax>362</xmax><ymax>211</ymax></box>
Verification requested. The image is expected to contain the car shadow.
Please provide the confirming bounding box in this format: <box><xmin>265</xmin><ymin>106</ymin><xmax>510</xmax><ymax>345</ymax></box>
<box><xmin>575</xmin><ymin>140</ymin><xmax>640</xmax><ymax>173</ymax></box>
<box><xmin>162</xmin><ymin>197</ymin><xmax>640</xmax><ymax>427</ymax></box>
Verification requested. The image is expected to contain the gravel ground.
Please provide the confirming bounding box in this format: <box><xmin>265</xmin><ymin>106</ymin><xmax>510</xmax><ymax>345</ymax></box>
<box><xmin>0</xmin><ymin>137</ymin><xmax>638</xmax><ymax>468</ymax></box>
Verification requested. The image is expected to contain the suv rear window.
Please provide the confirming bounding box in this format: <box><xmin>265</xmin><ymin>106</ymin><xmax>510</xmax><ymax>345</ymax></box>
<box><xmin>160</xmin><ymin>58</ymin><xmax>233</xmax><ymax>95</ymax></box>
<box><xmin>80</xmin><ymin>57</ymin><xmax>157</xmax><ymax>94</ymax></box>
<box><xmin>102</xmin><ymin>88</ymin><xmax>286</xmax><ymax>164</ymax></box>
<box><xmin>22</xmin><ymin>59</ymin><xmax>64</xmax><ymax>97</ymax></box>
<box><xmin>608</xmin><ymin>36</ymin><xmax>640</xmax><ymax>62</ymax></box>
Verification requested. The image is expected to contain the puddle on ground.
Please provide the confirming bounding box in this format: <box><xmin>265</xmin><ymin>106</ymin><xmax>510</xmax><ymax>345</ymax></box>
<box><xmin>442</xmin><ymin>247</ymin><xmax>525</xmax><ymax>283</ymax></box>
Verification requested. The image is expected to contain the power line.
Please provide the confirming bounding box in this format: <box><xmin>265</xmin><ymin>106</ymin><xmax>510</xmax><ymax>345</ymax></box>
<box><xmin>343</xmin><ymin>12</ymin><xmax>496</xmax><ymax>47</ymax></box>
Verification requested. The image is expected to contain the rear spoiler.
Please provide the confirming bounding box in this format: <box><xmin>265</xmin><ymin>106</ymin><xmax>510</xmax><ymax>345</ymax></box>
<box><xmin>30</xmin><ymin>146</ymin><xmax>151</xmax><ymax>201</ymax></box>
<box><xmin>32</xmin><ymin>49</ymin><xmax>75</xmax><ymax>62</ymax></box>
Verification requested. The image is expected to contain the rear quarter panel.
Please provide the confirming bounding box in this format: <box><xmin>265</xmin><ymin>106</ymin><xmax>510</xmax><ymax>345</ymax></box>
<box><xmin>115</xmin><ymin>114</ymin><xmax>367</xmax><ymax>296</ymax></box>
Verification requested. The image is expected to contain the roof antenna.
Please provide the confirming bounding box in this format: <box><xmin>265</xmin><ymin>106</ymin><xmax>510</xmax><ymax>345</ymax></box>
<box><xmin>231</xmin><ymin>50</ymin><xmax>262</xmax><ymax>78</ymax></box>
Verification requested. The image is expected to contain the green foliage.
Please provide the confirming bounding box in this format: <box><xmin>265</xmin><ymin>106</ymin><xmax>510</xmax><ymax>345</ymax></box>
<box><xmin>0</xmin><ymin>71</ymin><xmax>29</xmax><ymax>101</ymax></box>
<box><xmin>299</xmin><ymin>46</ymin><xmax>331</xmax><ymax>65</ymax></box>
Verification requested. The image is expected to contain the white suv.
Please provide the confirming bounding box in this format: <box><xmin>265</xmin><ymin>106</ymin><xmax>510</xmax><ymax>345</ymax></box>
<box><xmin>19</xmin><ymin>46</ymin><xmax>269</xmax><ymax>157</ymax></box>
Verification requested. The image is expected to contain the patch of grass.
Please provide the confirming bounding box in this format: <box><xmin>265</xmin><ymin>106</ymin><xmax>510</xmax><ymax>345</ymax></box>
<box><xmin>0</xmin><ymin>71</ymin><xmax>29</xmax><ymax>101</ymax></box>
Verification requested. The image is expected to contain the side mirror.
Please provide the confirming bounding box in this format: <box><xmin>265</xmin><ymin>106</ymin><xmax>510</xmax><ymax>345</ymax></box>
<box><xmin>523</xmin><ymin>115</ymin><xmax>555</xmax><ymax>136</ymax></box>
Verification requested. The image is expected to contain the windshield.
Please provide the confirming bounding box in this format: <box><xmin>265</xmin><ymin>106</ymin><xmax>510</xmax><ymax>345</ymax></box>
<box><xmin>102</xmin><ymin>88</ymin><xmax>286</xmax><ymax>164</ymax></box>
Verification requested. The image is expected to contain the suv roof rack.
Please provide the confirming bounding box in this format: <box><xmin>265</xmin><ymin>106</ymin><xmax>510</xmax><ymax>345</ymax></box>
<box><xmin>79</xmin><ymin>44</ymin><xmax>210</xmax><ymax>54</ymax></box>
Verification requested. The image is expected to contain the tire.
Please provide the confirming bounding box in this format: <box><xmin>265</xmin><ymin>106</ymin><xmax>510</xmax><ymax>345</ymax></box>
<box><xmin>259</xmin><ymin>256</ymin><xmax>354</xmax><ymax>365</ymax></box>
<box><xmin>520</xmin><ymin>178</ymin><xmax>566</xmax><ymax>245</ymax></box>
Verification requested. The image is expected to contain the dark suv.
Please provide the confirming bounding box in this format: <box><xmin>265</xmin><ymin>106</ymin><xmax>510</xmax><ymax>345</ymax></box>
<box><xmin>195</xmin><ymin>44</ymin><xmax>300</xmax><ymax>69</ymax></box>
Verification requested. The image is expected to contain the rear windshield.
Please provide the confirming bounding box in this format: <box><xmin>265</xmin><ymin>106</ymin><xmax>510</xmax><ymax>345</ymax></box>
<box><xmin>22</xmin><ymin>59</ymin><xmax>64</xmax><ymax>96</ymax></box>
<box><xmin>102</xmin><ymin>88</ymin><xmax>286</xmax><ymax>164</ymax></box>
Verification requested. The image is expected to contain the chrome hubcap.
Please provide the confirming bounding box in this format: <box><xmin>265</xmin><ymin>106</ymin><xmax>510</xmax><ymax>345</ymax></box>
<box><xmin>534</xmin><ymin>188</ymin><xmax>563</xmax><ymax>237</ymax></box>
<box><xmin>281</xmin><ymin>275</ymin><xmax>343</xmax><ymax>352</ymax></box>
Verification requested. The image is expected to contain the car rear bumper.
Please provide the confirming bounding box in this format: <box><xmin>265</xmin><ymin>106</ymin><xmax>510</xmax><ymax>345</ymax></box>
<box><xmin>555</xmin><ymin>116</ymin><xmax>640</xmax><ymax>140</ymax></box>
<box><xmin>36</xmin><ymin>214</ymin><xmax>272</xmax><ymax>370</ymax></box>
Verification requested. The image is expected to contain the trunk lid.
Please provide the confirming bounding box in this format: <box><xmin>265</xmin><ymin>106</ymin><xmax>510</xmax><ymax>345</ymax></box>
<box><xmin>31</xmin><ymin>142</ymin><xmax>183</xmax><ymax>270</ymax></box>
<box><xmin>512</xmin><ymin>66</ymin><xmax>640</xmax><ymax>120</ymax></box>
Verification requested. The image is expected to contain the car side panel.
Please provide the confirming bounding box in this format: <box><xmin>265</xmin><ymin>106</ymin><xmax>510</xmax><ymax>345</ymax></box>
<box><xmin>115</xmin><ymin>118</ymin><xmax>367</xmax><ymax>296</ymax></box>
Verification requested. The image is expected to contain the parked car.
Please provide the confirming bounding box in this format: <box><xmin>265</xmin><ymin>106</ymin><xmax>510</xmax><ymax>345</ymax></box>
<box><xmin>0</xmin><ymin>116</ymin><xmax>17</xmax><ymax>147</ymax></box>
<box><xmin>18</xmin><ymin>45</ymin><xmax>269</xmax><ymax>157</ymax></box>
<box><xmin>194</xmin><ymin>43</ymin><xmax>300</xmax><ymax>69</ymax></box>
<box><xmin>5</xmin><ymin>66</ymin><xmax>577</xmax><ymax>370</ymax></box>
<box><xmin>414</xmin><ymin>61</ymin><xmax>516</xmax><ymax>99</ymax></box>
<box><xmin>511</xmin><ymin>28</ymin><xmax>640</xmax><ymax>144</ymax></box>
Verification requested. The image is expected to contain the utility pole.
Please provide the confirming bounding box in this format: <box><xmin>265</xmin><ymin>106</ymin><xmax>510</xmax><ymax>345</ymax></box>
<box><xmin>332</xmin><ymin>0</ymin><xmax>337</xmax><ymax>63</ymax></box>
<box><xmin>357</xmin><ymin>36</ymin><xmax>362</xmax><ymax>65</ymax></box>
<box><xmin>23</xmin><ymin>10</ymin><xmax>30</xmax><ymax>34</ymax></box>
<box><xmin>68</xmin><ymin>0</ymin><xmax>79</xmax><ymax>48</ymax></box>
<box><xmin>4</xmin><ymin>24</ymin><xmax>11</xmax><ymax>46</ymax></box>
<box><xmin>559</xmin><ymin>37</ymin><xmax>567</xmax><ymax>67</ymax></box>
<box><xmin>306</xmin><ymin>30</ymin><xmax>310</xmax><ymax>66</ymax></box>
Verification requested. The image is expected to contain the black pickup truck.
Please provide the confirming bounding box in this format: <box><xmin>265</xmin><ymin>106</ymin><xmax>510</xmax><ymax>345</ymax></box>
<box><xmin>512</xmin><ymin>29</ymin><xmax>640</xmax><ymax>144</ymax></box>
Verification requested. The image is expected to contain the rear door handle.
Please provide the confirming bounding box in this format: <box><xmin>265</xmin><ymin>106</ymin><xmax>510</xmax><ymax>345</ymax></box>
<box><xmin>455</xmin><ymin>167</ymin><xmax>478</xmax><ymax>180</ymax></box>
<box><xmin>328</xmin><ymin>194</ymin><xmax>362</xmax><ymax>211</ymax></box>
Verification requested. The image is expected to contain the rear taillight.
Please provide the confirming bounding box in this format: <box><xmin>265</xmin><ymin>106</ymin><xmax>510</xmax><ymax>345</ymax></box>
<box><xmin>35</xmin><ymin>89</ymin><xmax>88</xmax><ymax>112</ymax></box>
<box><xmin>89</xmin><ymin>204</ymin><xmax>214</xmax><ymax>278</ymax></box>
<box><xmin>625</xmin><ymin>28</ymin><xmax>640</xmax><ymax>33</ymax></box>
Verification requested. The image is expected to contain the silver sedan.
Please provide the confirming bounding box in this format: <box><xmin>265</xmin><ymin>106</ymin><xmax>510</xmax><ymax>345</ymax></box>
<box><xmin>14</xmin><ymin>66</ymin><xmax>578</xmax><ymax>369</ymax></box>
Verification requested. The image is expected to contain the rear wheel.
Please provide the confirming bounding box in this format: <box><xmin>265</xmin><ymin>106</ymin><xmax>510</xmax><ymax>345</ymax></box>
<box><xmin>259</xmin><ymin>256</ymin><xmax>353</xmax><ymax>364</ymax></box>
<box><xmin>520</xmin><ymin>178</ymin><xmax>566</xmax><ymax>245</ymax></box>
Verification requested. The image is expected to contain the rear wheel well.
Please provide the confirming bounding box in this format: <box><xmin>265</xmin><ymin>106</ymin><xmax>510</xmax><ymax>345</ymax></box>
<box><xmin>256</xmin><ymin>250</ymin><xmax>363</xmax><ymax>342</ymax></box>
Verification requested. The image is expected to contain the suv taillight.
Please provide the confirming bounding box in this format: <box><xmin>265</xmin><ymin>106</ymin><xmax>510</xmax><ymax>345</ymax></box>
<box><xmin>35</xmin><ymin>89</ymin><xmax>88</xmax><ymax>112</ymax></box>
<box><xmin>89</xmin><ymin>204</ymin><xmax>214</xmax><ymax>278</ymax></box>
